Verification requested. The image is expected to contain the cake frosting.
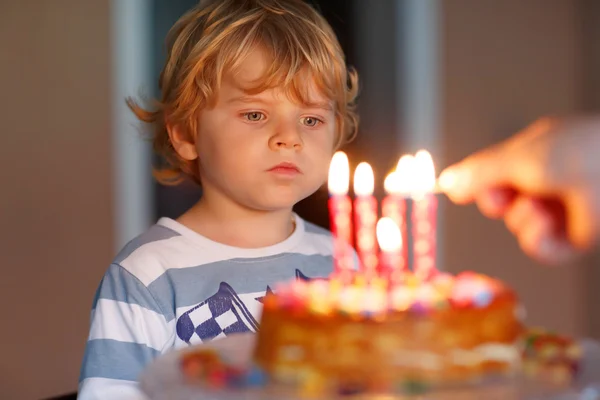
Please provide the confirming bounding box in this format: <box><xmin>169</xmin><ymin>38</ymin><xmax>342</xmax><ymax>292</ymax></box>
<box><xmin>252</xmin><ymin>270</ymin><xmax>525</xmax><ymax>396</ymax></box>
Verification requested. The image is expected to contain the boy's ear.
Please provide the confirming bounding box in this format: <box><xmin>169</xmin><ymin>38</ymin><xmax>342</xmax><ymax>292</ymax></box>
<box><xmin>167</xmin><ymin>123</ymin><xmax>198</xmax><ymax>161</ymax></box>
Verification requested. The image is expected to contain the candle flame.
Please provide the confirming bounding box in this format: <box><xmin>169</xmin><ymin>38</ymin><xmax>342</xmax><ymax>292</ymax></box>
<box><xmin>385</xmin><ymin>155</ymin><xmax>415</xmax><ymax>195</ymax></box>
<box><xmin>376</xmin><ymin>217</ymin><xmax>402</xmax><ymax>252</ymax></box>
<box><xmin>328</xmin><ymin>151</ymin><xmax>350</xmax><ymax>195</ymax></box>
<box><xmin>396</xmin><ymin>154</ymin><xmax>414</xmax><ymax>174</ymax></box>
<box><xmin>353</xmin><ymin>162</ymin><xmax>374</xmax><ymax>196</ymax></box>
<box><xmin>384</xmin><ymin>172</ymin><xmax>399</xmax><ymax>194</ymax></box>
<box><xmin>412</xmin><ymin>150</ymin><xmax>436</xmax><ymax>195</ymax></box>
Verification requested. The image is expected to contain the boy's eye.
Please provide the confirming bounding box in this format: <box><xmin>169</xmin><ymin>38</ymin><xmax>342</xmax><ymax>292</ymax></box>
<box><xmin>243</xmin><ymin>112</ymin><xmax>265</xmax><ymax>122</ymax></box>
<box><xmin>301</xmin><ymin>117</ymin><xmax>322</xmax><ymax>127</ymax></box>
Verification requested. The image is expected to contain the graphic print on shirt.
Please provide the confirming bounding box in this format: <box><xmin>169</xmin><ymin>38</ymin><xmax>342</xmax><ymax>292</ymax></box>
<box><xmin>176</xmin><ymin>282</ymin><xmax>260</xmax><ymax>344</ymax></box>
<box><xmin>296</xmin><ymin>269</ymin><xmax>310</xmax><ymax>281</ymax></box>
<box><xmin>176</xmin><ymin>269</ymin><xmax>316</xmax><ymax>343</ymax></box>
<box><xmin>254</xmin><ymin>285</ymin><xmax>273</xmax><ymax>304</ymax></box>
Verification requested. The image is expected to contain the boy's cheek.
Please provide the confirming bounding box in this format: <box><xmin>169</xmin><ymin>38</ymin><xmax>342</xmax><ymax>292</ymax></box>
<box><xmin>314</xmin><ymin>158</ymin><xmax>332</xmax><ymax>184</ymax></box>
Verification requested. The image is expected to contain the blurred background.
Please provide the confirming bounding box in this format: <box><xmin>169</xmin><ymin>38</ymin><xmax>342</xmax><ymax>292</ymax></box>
<box><xmin>2</xmin><ymin>0</ymin><xmax>600</xmax><ymax>398</ymax></box>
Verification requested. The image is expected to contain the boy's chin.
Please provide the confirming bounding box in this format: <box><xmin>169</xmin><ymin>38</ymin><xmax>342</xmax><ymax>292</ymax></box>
<box><xmin>244</xmin><ymin>184</ymin><xmax>321</xmax><ymax>212</ymax></box>
<box><xmin>254</xmin><ymin>198</ymin><xmax>304</xmax><ymax>212</ymax></box>
<box><xmin>251</xmin><ymin>192</ymin><xmax>312</xmax><ymax>212</ymax></box>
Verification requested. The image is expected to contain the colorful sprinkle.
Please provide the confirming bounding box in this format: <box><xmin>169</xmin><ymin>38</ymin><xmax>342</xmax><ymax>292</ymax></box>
<box><xmin>397</xmin><ymin>379</ymin><xmax>429</xmax><ymax>395</ymax></box>
<box><xmin>245</xmin><ymin>365</ymin><xmax>268</xmax><ymax>387</ymax></box>
<box><xmin>409</xmin><ymin>301</ymin><xmax>429</xmax><ymax>315</ymax></box>
<box><xmin>267</xmin><ymin>269</ymin><xmax>515</xmax><ymax>318</ymax></box>
<box><xmin>519</xmin><ymin>328</ymin><xmax>582</xmax><ymax>384</ymax></box>
<box><xmin>207</xmin><ymin>368</ymin><xmax>227</xmax><ymax>388</ymax></box>
<box><xmin>473</xmin><ymin>289</ymin><xmax>493</xmax><ymax>308</ymax></box>
<box><xmin>337</xmin><ymin>381</ymin><xmax>367</xmax><ymax>396</ymax></box>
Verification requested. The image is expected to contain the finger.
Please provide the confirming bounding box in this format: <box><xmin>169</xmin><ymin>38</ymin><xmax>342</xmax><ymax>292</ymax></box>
<box><xmin>504</xmin><ymin>196</ymin><xmax>538</xmax><ymax>235</ymax></box>
<box><xmin>518</xmin><ymin>217</ymin><xmax>579</xmax><ymax>265</ymax></box>
<box><xmin>536</xmin><ymin>236</ymin><xmax>580</xmax><ymax>265</ymax></box>
<box><xmin>513</xmin><ymin>207</ymin><xmax>554</xmax><ymax>261</ymax></box>
<box><xmin>475</xmin><ymin>187</ymin><xmax>516</xmax><ymax>219</ymax></box>
<box><xmin>508</xmin><ymin>196</ymin><xmax>579</xmax><ymax>265</ymax></box>
<box><xmin>438</xmin><ymin>144</ymin><xmax>510</xmax><ymax>204</ymax></box>
<box><xmin>554</xmin><ymin>189</ymin><xmax>600</xmax><ymax>250</ymax></box>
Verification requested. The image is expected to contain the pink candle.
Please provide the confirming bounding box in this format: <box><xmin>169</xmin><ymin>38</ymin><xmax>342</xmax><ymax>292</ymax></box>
<box><xmin>381</xmin><ymin>156</ymin><xmax>412</xmax><ymax>273</ymax></box>
<box><xmin>353</xmin><ymin>162</ymin><xmax>378</xmax><ymax>275</ymax></box>
<box><xmin>411</xmin><ymin>150</ymin><xmax>438</xmax><ymax>280</ymax></box>
<box><xmin>412</xmin><ymin>194</ymin><xmax>437</xmax><ymax>280</ymax></box>
<box><xmin>328</xmin><ymin>152</ymin><xmax>353</xmax><ymax>277</ymax></box>
<box><xmin>376</xmin><ymin>217</ymin><xmax>403</xmax><ymax>285</ymax></box>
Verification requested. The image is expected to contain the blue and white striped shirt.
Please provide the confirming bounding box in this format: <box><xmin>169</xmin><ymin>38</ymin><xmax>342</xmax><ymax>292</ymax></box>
<box><xmin>78</xmin><ymin>214</ymin><xmax>334</xmax><ymax>399</ymax></box>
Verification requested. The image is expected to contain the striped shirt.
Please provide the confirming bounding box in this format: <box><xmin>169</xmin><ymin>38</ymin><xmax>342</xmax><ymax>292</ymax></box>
<box><xmin>78</xmin><ymin>214</ymin><xmax>335</xmax><ymax>399</ymax></box>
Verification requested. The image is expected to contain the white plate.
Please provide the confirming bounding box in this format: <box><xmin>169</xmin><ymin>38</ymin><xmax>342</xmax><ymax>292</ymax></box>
<box><xmin>140</xmin><ymin>333</ymin><xmax>600</xmax><ymax>400</ymax></box>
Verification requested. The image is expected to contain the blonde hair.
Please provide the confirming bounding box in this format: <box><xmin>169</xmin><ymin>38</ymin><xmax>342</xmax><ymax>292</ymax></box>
<box><xmin>128</xmin><ymin>0</ymin><xmax>359</xmax><ymax>185</ymax></box>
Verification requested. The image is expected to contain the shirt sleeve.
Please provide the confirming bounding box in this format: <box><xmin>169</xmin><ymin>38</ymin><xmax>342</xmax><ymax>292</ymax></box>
<box><xmin>78</xmin><ymin>263</ymin><xmax>173</xmax><ymax>400</ymax></box>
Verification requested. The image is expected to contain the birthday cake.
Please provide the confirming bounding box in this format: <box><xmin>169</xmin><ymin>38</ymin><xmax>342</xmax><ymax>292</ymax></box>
<box><xmin>252</xmin><ymin>270</ymin><xmax>524</xmax><ymax>396</ymax></box>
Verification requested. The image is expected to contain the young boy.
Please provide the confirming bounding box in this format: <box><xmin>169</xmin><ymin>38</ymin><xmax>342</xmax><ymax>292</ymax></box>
<box><xmin>78</xmin><ymin>0</ymin><xmax>359</xmax><ymax>398</ymax></box>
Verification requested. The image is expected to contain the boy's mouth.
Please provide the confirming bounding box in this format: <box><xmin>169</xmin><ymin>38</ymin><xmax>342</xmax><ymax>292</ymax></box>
<box><xmin>268</xmin><ymin>162</ymin><xmax>302</xmax><ymax>176</ymax></box>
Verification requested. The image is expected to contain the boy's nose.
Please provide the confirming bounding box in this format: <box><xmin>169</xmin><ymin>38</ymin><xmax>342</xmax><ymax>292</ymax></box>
<box><xmin>270</xmin><ymin>125</ymin><xmax>303</xmax><ymax>150</ymax></box>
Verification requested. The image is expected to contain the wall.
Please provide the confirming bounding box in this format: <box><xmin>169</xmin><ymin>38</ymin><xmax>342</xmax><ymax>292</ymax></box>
<box><xmin>581</xmin><ymin>0</ymin><xmax>600</xmax><ymax>338</ymax></box>
<box><xmin>0</xmin><ymin>1</ymin><xmax>113</xmax><ymax>398</ymax></box>
<box><xmin>442</xmin><ymin>0</ymin><xmax>585</xmax><ymax>336</ymax></box>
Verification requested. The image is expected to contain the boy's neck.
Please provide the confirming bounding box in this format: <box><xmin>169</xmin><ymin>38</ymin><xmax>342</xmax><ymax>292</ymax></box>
<box><xmin>176</xmin><ymin>196</ymin><xmax>297</xmax><ymax>249</ymax></box>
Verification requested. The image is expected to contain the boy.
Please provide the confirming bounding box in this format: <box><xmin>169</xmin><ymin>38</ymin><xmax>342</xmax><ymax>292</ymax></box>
<box><xmin>78</xmin><ymin>0</ymin><xmax>359</xmax><ymax>398</ymax></box>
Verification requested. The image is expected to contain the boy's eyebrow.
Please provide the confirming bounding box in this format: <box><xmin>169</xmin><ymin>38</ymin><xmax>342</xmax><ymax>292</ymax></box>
<box><xmin>227</xmin><ymin>95</ymin><xmax>334</xmax><ymax>111</ymax></box>
<box><xmin>304</xmin><ymin>101</ymin><xmax>334</xmax><ymax>111</ymax></box>
<box><xmin>227</xmin><ymin>95</ymin><xmax>272</xmax><ymax>105</ymax></box>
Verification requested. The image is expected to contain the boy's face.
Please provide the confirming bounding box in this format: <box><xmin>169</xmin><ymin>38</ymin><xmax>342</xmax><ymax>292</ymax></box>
<box><xmin>190</xmin><ymin>49</ymin><xmax>337</xmax><ymax>212</ymax></box>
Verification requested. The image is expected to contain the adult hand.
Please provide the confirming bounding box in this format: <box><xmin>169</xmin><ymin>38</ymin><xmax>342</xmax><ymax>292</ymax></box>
<box><xmin>438</xmin><ymin>117</ymin><xmax>600</xmax><ymax>264</ymax></box>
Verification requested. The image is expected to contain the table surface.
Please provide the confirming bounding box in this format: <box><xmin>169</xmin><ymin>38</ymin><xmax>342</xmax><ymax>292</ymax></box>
<box><xmin>140</xmin><ymin>333</ymin><xmax>600</xmax><ymax>400</ymax></box>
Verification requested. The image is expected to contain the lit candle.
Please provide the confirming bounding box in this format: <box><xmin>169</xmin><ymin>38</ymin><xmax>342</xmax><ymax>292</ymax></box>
<box><xmin>328</xmin><ymin>151</ymin><xmax>353</xmax><ymax>277</ymax></box>
<box><xmin>381</xmin><ymin>155</ymin><xmax>412</xmax><ymax>273</ymax></box>
<box><xmin>353</xmin><ymin>162</ymin><xmax>378</xmax><ymax>276</ymax></box>
<box><xmin>411</xmin><ymin>150</ymin><xmax>437</xmax><ymax>280</ymax></box>
<box><xmin>376</xmin><ymin>217</ymin><xmax>403</xmax><ymax>285</ymax></box>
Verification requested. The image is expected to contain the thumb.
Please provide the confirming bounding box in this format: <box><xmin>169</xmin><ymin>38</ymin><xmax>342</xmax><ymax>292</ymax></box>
<box><xmin>438</xmin><ymin>144</ymin><xmax>513</xmax><ymax>204</ymax></box>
